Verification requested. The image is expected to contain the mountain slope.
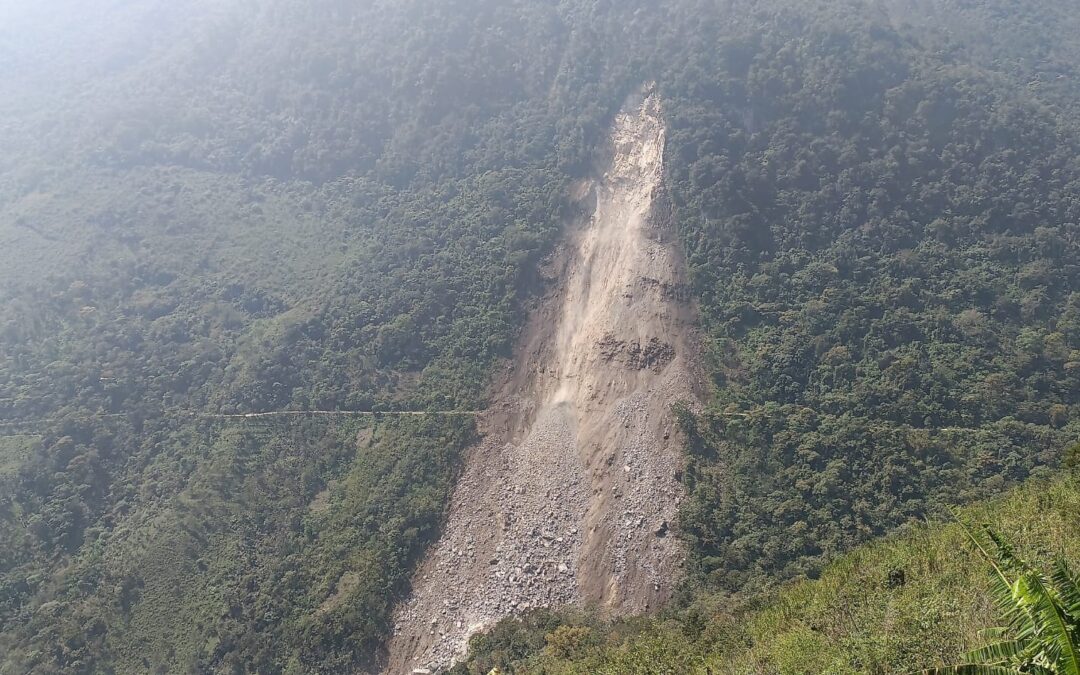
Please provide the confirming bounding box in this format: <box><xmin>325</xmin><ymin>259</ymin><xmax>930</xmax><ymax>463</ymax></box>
<box><xmin>0</xmin><ymin>1</ymin><xmax>1077</xmax><ymax>673</ymax></box>
<box><xmin>0</xmin><ymin>3</ymin><xmax>641</xmax><ymax>672</ymax></box>
<box><xmin>658</xmin><ymin>1</ymin><xmax>1080</xmax><ymax>590</ymax></box>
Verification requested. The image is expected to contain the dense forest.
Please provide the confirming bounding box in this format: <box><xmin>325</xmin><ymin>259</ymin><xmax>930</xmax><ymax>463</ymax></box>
<box><xmin>1</xmin><ymin>0</ymin><xmax>1078</xmax><ymax>673</ymax></box>
<box><xmin>661</xmin><ymin>7</ymin><xmax>1080</xmax><ymax>587</ymax></box>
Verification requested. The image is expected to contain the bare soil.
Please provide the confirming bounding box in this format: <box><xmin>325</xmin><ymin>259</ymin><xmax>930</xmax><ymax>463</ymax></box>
<box><xmin>385</xmin><ymin>92</ymin><xmax>705</xmax><ymax>674</ymax></box>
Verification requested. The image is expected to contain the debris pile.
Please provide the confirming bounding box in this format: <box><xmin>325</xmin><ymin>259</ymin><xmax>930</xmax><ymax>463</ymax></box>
<box><xmin>386</xmin><ymin>92</ymin><xmax>705</xmax><ymax>674</ymax></box>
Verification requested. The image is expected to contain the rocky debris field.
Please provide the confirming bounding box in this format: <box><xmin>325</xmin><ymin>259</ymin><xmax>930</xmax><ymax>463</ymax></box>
<box><xmin>390</xmin><ymin>401</ymin><xmax>588</xmax><ymax>670</ymax></box>
<box><xmin>386</xmin><ymin>92</ymin><xmax>705</xmax><ymax>674</ymax></box>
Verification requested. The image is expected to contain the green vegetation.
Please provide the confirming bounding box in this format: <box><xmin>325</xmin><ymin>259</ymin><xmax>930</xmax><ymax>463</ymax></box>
<box><xmin>0</xmin><ymin>415</ymin><xmax>476</xmax><ymax>673</ymax></box>
<box><xmin>0</xmin><ymin>2</ymin><xmax>635</xmax><ymax>670</ymax></box>
<box><xmin>660</xmin><ymin>6</ymin><xmax>1080</xmax><ymax>588</ymax></box>
<box><xmin>1</xmin><ymin>0</ymin><xmax>1078</xmax><ymax>672</ymax></box>
<box><xmin>452</xmin><ymin>474</ymin><xmax>1080</xmax><ymax>674</ymax></box>
<box><xmin>926</xmin><ymin>524</ymin><xmax>1080</xmax><ymax>674</ymax></box>
<box><xmin>0</xmin><ymin>435</ymin><xmax>37</xmax><ymax>477</ymax></box>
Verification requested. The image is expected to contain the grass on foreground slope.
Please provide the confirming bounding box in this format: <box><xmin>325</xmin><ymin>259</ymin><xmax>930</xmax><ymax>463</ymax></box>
<box><xmin>454</xmin><ymin>471</ymin><xmax>1080</xmax><ymax>674</ymax></box>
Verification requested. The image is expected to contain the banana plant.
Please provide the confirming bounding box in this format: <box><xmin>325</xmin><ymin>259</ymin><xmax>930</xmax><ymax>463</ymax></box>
<box><xmin>924</xmin><ymin>522</ymin><xmax>1080</xmax><ymax>675</ymax></box>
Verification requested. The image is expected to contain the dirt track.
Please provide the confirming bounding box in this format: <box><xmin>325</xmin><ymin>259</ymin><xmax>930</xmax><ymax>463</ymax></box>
<box><xmin>385</xmin><ymin>92</ymin><xmax>705</xmax><ymax>674</ymax></box>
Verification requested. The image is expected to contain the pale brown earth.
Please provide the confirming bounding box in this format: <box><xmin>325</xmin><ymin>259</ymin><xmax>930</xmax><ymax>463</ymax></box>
<box><xmin>385</xmin><ymin>92</ymin><xmax>706</xmax><ymax>674</ymax></box>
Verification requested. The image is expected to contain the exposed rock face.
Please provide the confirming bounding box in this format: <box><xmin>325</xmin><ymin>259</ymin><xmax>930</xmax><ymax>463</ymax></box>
<box><xmin>385</xmin><ymin>92</ymin><xmax>705</xmax><ymax>674</ymax></box>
